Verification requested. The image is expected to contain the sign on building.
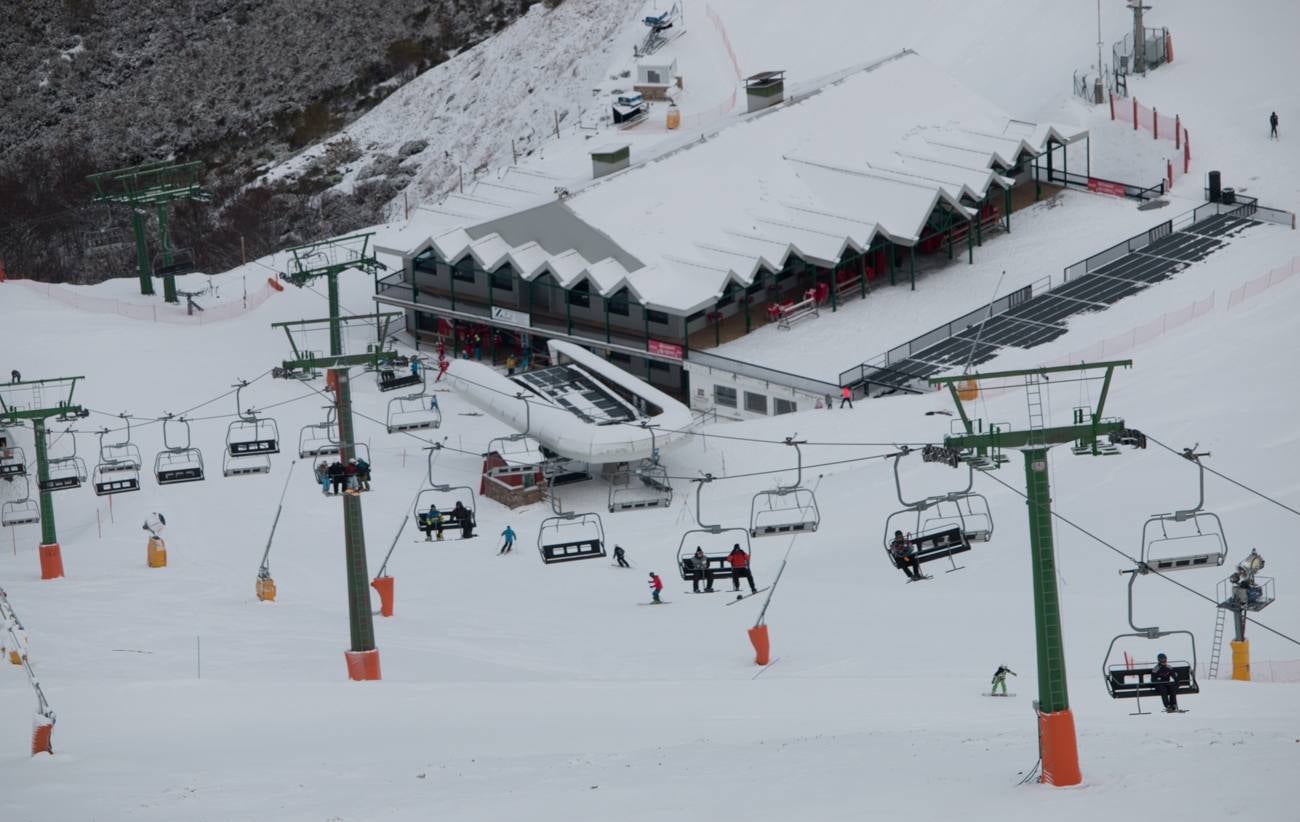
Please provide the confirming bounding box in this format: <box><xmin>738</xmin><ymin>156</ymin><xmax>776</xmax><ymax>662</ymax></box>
<box><xmin>647</xmin><ymin>339</ymin><xmax>683</xmax><ymax>360</ymax></box>
<box><xmin>492</xmin><ymin>306</ymin><xmax>531</xmax><ymax>327</ymax></box>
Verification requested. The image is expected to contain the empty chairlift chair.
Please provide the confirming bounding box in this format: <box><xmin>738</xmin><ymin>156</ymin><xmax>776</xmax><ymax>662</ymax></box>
<box><xmin>223</xmin><ymin>382</ymin><xmax>279</xmax><ymax>477</ymax></box>
<box><xmin>0</xmin><ymin>445</ymin><xmax>27</xmax><ymax>479</ymax></box>
<box><xmin>92</xmin><ymin>422</ymin><xmax>142</xmax><ymax>496</ymax></box>
<box><xmin>386</xmin><ymin>392</ymin><xmax>441</xmax><ymax>434</ymax></box>
<box><xmin>298</xmin><ymin>414</ymin><xmax>341</xmax><ymax>460</ymax></box>
<box><xmin>154</xmin><ymin>415</ymin><xmax>205</xmax><ymax>485</ymax></box>
<box><xmin>1139</xmin><ymin>448</ymin><xmax>1228</xmax><ymax>573</ymax></box>
<box><xmin>1</xmin><ymin>476</ymin><xmax>40</xmax><ymax>527</ymax></box>
<box><xmin>749</xmin><ymin>438</ymin><xmax>820</xmax><ymax>537</ymax></box>
<box><xmin>537</xmin><ymin>482</ymin><xmax>606</xmax><ymax>564</ymax></box>
<box><xmin>608</xmin><ymin>460</ymin><xmax>673</xmax><ymax>512</ymax></box>
<box><xmin>42</xmin><ymin>429</ymin><xmax>88</xmax><ymax>492</ymax></box>
<box><xmin>377</xmin><ymin>356</ymin><xmax>424</xmax><ymax>393</ymax></box>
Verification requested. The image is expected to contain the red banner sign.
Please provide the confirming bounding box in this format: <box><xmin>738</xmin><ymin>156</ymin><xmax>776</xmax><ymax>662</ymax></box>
<box><xmin>647</xmin><ymin>339</ymin><xmax>683</xmax><ymax>360</ymax></box>
<box><xmin>1087</xmin><ymin>178</ymin><xmax>1127</xmax><ymax>198</ymax></box>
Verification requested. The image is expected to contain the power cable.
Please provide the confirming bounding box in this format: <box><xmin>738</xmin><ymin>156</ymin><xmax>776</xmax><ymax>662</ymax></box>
<box><xmin>1146</xmin><ymin>433</ymin><xmax>1300</xmax><ymax>520</ymax></box>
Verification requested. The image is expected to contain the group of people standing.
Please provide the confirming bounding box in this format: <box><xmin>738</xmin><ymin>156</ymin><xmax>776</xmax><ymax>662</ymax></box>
<box><xmin>314</xmin><ymin>458</ymin><xmax>371</xmax><ymax>496</ymax></box>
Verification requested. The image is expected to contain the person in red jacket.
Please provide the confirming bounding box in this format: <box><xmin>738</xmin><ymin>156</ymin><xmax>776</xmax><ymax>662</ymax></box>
<box><xmin>727</xmin><ymin>544</ymin><xmax>757</xmax><ymax>594</ymax></box>
<box><xmin>648</xmin><ymin>572</ymin><xmax>664</xmax><ymax>604</ymax></box>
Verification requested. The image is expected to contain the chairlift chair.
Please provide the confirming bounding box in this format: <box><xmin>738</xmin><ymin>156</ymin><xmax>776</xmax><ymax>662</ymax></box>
<box><xmin>608</xmin><ymin>424</ymin><xmax>672</xmax><ymax>512</ymax></box>
<box><xmin>226</xmin><ymin>381</ymin><xmax>280</xmax><ymax>459</ymax></box>
<box><xmin>1</xmin><ymin>476</ymin><xmax>40</xmax><ymax>527</ymax></box>
<box><xmin>920</xmin><ymin>494</ymin><xmax>994</xmax><ymax>542</ymax></box>
<box><xmin>42</xmin><ymin>429</ymin><xmax>88</xmax><ymax>491</ymax></box>
<box><xmin>537</xmin><ymin>481</ymin><xmax>606</xmax><ymax>564</ymax></box>
<box><xmin>1139</xmin><ymin>449</ymin><xmax>1228</xmax><ymax>573</ymax></box>
<box><xmin>0</xmin><ymin>445</ymin><xmax>28</xmax><ymax>479</ymax></box>
<box><xmin>677</xmin><ymin>477</ymin><xmax>753</xmax><ymax>583</ymax></box>
<box><xmin>93</xmin><ymin>426</ymin><xmax>141</xmax><ymax>496</ymax></box>
<box><xmin>152</xmin><ymin>247</ymin><xmax>197</xmax><ymax>278</ymax></box>
<box><xmin>377</xmin><ymin>358</ymin><xmax>424</xmax><ymax>393</ymax></box>
<box><xmin>415</xmin><ymin>484</ymin><xmax>477</xmax><ymax>538</ymax></box>
<box><xmin>749</xmin><ymin>437</ymin><xmax>820</xmax><ymax>537</ymax></box>
<box><xmin>881</xmin><ymin>450</ymin><xmax>979</xmax><ymax>573</ymax></box>
<box><xmin>1101</xmin><ymin>568</ymin><xmax>1199</xmax><ymax>710</ymax></box>
<box><xmin>386</xmin><ymin>392</ymin><xmax>441</xmax><ymax>434</ymax></box>
<box><xmin>298</xmin><ymin>416</ymin><xmax>340</xmax><ymax>459</ymax></box>
<box><xmin>154</xmin><ymin>416</ymin><xmax>205</xmax><ymax>485</ymax></box>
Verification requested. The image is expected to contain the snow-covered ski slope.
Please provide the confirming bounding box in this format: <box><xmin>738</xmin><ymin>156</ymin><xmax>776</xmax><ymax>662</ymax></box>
<box><xmin>4</xmin><ymin>2</ymin><xmax>1300</xmax><ymax>821</ymax></box>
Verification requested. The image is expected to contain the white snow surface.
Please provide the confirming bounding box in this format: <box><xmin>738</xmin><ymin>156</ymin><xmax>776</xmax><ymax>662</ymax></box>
<box><xmin>4</xmin><ymin>1</ymin><xmax>1300</xmax><ymax>820</ymax></box>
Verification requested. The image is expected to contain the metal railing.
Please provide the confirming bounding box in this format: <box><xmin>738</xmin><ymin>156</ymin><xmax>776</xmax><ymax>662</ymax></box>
<box><xmin>1062</xmin><ymin>220</ymin><xmax>1172</xmax><ymax>282</ymax></box>
<box><xmin>1044</xmin><ymin>167</ymin><xmax>1166</xmax><ymax>202</ymax></box>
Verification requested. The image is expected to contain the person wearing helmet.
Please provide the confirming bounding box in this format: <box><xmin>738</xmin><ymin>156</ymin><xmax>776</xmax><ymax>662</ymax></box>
<box><xmin>1151</xmin><ymin>652</ymin><xmax>1182</xmax><ymax>713</ymax></box>
<box><xmin>990</xmin><ymin>664</ymin><xmax>1017</xmax><ymax>696</ymax></box>
<box><xmin>648</xmin><ymin>572</ymin><xmax>664</xmax><ymax>604</ymax></box>
<box><xmin>889</xmin><ymin>530</ymin><xmax>925</xmax><ymax>581</ymax></box>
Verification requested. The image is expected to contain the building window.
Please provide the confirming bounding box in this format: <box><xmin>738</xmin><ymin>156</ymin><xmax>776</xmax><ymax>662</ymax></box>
<box><xmin>491</xmin><ymin>266</ymin><xmax>513</xmax><ymax>291</ymax></box>
<box><xmin>608</xmin><ymin>289</ymin><xmax>630</xmax><ymax>316</ymax></box>
<box><xmin>648</xmin><ymin>360</ymin><xmax>670</xmax><ymax>372</ymax></box>
<box><xmin>685</xmin><ymin>309</ymin><xmax>705</xmax><ymax>324</ymax></box>
<box><xmin>744</xmin><ymin>391</ymin><xmax>768</xmax><ymax>415</ymax></box>
<box><xmin>413</xmin><ymin>249</ymin><xmax>439</xmax><ymax>273</ymax></box>
<box><xmin>714</xmin><ymin>385</ymin><xmax>737</xmax><ymax>408</ymax></box>
<box><xmin>569</xmin><ymin>280</ymin><xmax>591</xmax><ymax>308</ymax></box>
<box><xmin>747</xmin><ymin>280</ymin><xmax>765</xmax><ymax>295</ymax></box>
<box><xmin>716</xmin><ymin>282</ymin><xmax>739</xmax><ymax>308</ymax></box>
<box><xmin>647</xmin><ymin>309</ymin><xmax>670</xmax><ymax>325</ymax></box>
<box><xmin>647</xmin><ymin>69</ymin><xmax>662</xmax><ymax>84</ymax></box>
<box><xmin>452</xmin><ymin>258</ymin><xmax>475</xmax><ymax>283</ymax></box>
<box><xmin>609</xmin><ymin>351</ymin><xmax>632</xmax><ymax>365</ymax></box>
<box><xmin>774</xmin><ymin>398</ymin><xmax>797</xmax><ymax>415</ymax></box>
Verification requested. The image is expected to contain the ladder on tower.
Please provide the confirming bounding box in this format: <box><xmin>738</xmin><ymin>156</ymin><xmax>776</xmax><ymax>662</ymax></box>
<box><xmin>1207</xmin><ymin>606</ymin><xmax>1227</xmax><ymax>680</ymax></box>
<box><xmin>1025</xmin><ymin>373</ymin><xmax>1047</xmax><ymax>440</ymax></box>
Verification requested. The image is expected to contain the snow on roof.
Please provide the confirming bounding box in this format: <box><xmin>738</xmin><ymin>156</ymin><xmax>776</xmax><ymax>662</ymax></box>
<box><xmin>390</xmin><ymin>50</ymin><xmax>1083</xmax><ymax>315</ymax></box>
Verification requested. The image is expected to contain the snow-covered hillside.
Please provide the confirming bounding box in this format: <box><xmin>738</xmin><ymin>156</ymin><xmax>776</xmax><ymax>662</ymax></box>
<box><xmin>3</xmin><ymin>1</ymin><xmax>1299</xmax><ymax>820</ymax></box>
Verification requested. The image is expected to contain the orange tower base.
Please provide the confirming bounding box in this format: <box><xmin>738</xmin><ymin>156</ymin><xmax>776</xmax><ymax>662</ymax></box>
<box><xmin>371</xmin><ymin>576</ymin><xmax>395</xmax><ymax>618</ymax></box>
<box><xmin>39</xmin><ymin>544</ymin><xmax>64</xmax><ymax>580</ymax></box>
<box><xmin>345</xmin><ymin>649</ymin><xmax>382</xmax><ymax>681</ymax></box>
<box><xmin>31</xmin><ymin>716</ymin><xmax>53</xmax><ymax>756</ymax></box>
<box><xmin>747</xmin><ymin>624</ymin><xmax>770</xmax><ymax>666</ymax></box>
<box><xmin>1038</xmin><ymin>708</ymin><xmax>1082</xmax><ymax>786</ymax></box>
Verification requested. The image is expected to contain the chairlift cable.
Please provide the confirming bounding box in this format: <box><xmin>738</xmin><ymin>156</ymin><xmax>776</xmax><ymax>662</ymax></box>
<box><xmin>1146</xmin><ymin>433</ymin><xmax>1300</xmax><ymax>520</ymax></box>
<box><xmin>972</xmin><ymin>465</ymin><xmax>1300</xmax><ymax>648</ymax></box>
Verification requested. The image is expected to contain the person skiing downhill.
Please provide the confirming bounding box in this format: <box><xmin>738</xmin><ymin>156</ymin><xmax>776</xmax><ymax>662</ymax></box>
<box><xmin>613</xmin><ymin>544</ymin><xmax>630</xmax><ymax>568</ymax></box>
<box><xmin>991</xmin><ymin>665</ymin><xmax>1017</xmax><ymax>696</ymax></box>
<box><xmin>1151</xmin><ymin>653</ymin><xmax>1182</xmax><ymax>712</ymax></box>
<box><xmin>1269</xmin><ymin>111</ymin><xmax>1279</xmax><ymax>140</ymax></box>
<box><xmin>648</xmin><ymin>572</ymin><xmax>664</xmax><ymax>603</ymax></box>
<box><xmin>499</xmin><ymin>526</ymin><xmax>516</xmax><ymax>554</ymax></box>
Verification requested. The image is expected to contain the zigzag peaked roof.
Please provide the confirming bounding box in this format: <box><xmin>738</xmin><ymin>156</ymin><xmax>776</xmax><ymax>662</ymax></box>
<box><xmin>387</xmin><ymin>50</ymin><xmax>1084</xmax><ymax>316</ymax></box>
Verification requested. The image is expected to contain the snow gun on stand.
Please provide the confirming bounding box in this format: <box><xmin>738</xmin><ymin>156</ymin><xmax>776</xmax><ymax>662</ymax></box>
<box><xmin>256</xmin><ymin>461</ymin><xmax>296</xmax><ymax>601</ymax></box>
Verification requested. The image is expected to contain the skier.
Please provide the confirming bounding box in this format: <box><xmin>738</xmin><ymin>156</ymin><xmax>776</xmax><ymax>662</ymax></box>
<box><xmin>499</xmin><ymin>525</ymin><xmax>516</xmax><ymax>554</ymax></box>
<box><xmin>429</xmin><ymin>394</ymin><xmax>440</xmax><ymax>412</ymax></box>
<box><xmin>1269</xmin><ymin>111</ymin><xmax>1279</xmax><ymax>140</ymax></box>
<box><xmin>840</xmin><ymin>385</ymin><xmax>854</xmax><ymax>408</ymax></box>
<box><xmin>889</xmin><ymin>530</ymin><xmax>925</xmax><ymax>581</ymax></box>
<box><xmin>436</xmin><ymin>357</ymin><xmax>450</xmax><ymax>382</ymax></box>
<box><xmin>990</xmin><ymin>665</ymin><xmax>1017</xmax><ymax>696</ymax></box>
<box><xmin>431</xmin><ymin>502</ymin><xmax>447</xmax><ymax>538</ymax></box>
<box><xmin>613</xmin><ymin>544</ymin><xmax>630</xmax><ymax>568</ymax></box>
<box><xmin>1151</xmin><ymin>653</ymin><xmax>1182</xmax><ymax>713</ymax></box>
<box><xmin>315</xmin><ymin>461</ymin><xmax>330</xmax><ymax>495</ymax></box>
<box><xmin>436</xmin><ymin>340</ymin><xmax>447</xmax><ymax>361</ymax></box>
<box><xmin>410</xmin><ymin>357</ymin><xmax>421</xmax><ymax>377</ymax></box>
<box><xmin>648</xmin><ymin>571</ymin><xmax>664</xmax><ymax>604</ymax></box>
<box><xmin>727</xmin><ymin>544</ymin><xmax>757</xmax><ymax>594</ymax></box>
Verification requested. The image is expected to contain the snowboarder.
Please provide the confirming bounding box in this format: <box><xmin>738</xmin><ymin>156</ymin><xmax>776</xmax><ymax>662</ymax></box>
<box><xmin>648</xmin><ymin>571</ymin><xmax>664</xmax><ymax>603</ymax></box>
<box><xmin>355</xmin><ymin>457</ymin><xmax>371</xmax><ymax>491</ymax></box>
<box><xmin>499</xmin><ymin>525</ymin><xmax>516</xmax><ymax>554</ymax></box>
<box><xmin>727</xmin><ymin>544</ymin><xmax>757</xmax><ymax>594</ymax></box>
<box><xmin>9</xmin><ymin>369</ymin><xmax>19</xmax><ymax>383</ymax></box>
<box><xmin>1151</xmin><ymin>653</ymin><xmax>1182</xmax><ymax>713</ymax></box>
<box><xmin>1269</xmin><ymin>111</ymin><xmax>1279</xmax><ymax>140</ymax></box>
<box><xmin>315</xmin><ymin>461</ymin><xmax>330</xmax><ymax>495</ymax></box>
<box><xmin>991</xmin><ymin>665</ymin><xmax>1017</xmax><ymax>696</ymax></box>
<box><xmin>889</xmin><ymin>530</ymin><xmax>924</xmax><ymax>581</ymax></box>
<box><xmin>840</xmin><ymin>385</ymin><xmax>854</xmax><ymax>408</ymax></box>
<box><xmin>613</xmin><ymin>544</ymin><xmax>630</xmax><ymax>567</ymax></box>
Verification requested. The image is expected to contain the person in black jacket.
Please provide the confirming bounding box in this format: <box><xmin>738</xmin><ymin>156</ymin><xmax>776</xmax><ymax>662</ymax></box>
<box><xmin>889</xmin><ymin>530</ymin><xmax>925</xmax><ymax>581</ymax></box>
<box><xmin>1269</xmin><ymin>111</ymin><xmax>1279</xmax><ymax>140</ymax></box>
<box><xmin>1151</xmin><ymin>653</ymin><xmax>1182</xmax><ymax>712</ymax></box>
<box><xmin>327</xmin><ymin>461</ymin><xmax>345</xmax><ymax>495</ymax></box>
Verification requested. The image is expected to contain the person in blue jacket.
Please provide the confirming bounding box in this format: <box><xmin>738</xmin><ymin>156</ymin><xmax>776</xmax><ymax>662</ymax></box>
<box><xmin>499</xmin><ymin>525</ymin><xmax>516</xmax><ymax>555</ymax></box>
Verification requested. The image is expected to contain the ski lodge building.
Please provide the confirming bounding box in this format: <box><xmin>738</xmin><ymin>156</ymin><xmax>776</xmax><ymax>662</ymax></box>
<box><xmin>374</xmin><ymin>50</ymin><xmax>1087</xmax><ymax>415</ymax></box>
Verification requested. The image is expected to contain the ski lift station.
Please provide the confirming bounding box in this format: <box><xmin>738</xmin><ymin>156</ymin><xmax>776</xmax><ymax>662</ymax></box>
<box><xmin>374</xmin><ymin>50</ymin><xmax>1089</xmax><ymax>421</ymax></box>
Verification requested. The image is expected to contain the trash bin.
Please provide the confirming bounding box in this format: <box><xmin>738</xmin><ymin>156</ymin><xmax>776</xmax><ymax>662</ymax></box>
<box><xmin>1221</xmin><ymin>187</ymin><xmax>1236</xmax><ymax>205</ymax></box>
<box><xmin>1208</xmin><ymin>170</ymin><xmax>1221</xmax><ymax>202</ymax></box>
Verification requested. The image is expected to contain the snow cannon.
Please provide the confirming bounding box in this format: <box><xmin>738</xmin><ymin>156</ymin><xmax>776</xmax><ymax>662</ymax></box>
<box><xmin>371</xmin><ymin>575</ymin><xmax>394</xmax><ymax>618</ymax></box>
<box><xmin>31</xmin><ymin>714</ymin><xmax>53</xmax><ymax>756</ymax></box>
<box><xmin>146</xmin><ymin>536</ymin><xmax>167</xmax><ymax>568</ymax></box>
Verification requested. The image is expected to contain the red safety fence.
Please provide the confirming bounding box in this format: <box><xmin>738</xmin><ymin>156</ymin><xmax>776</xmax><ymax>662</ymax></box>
<box><xmin>8</xmin><ymin>278</ymin><xmax>277</xmax><ymax>324</ymax></box>
<box><xmin>1111</xmin><ymin>94</ymin><xmax>1191</xmax><ymax>186</ymax></box>
<box><xmin>1226</xmin><ymin>256</ymin><xmax>1300</xmax><ymax>310</ymax></box>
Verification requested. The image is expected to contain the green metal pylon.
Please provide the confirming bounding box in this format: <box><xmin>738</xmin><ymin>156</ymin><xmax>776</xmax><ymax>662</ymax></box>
<box><xmin>1024</xmin><ymin>447</ymin><xmax>1070</xmax><ymax>712</ymax></box>
<box><xmin>334</xmin><ymin>369</ymin><xmax>375</xmax><ymax>654</ymax></box>
<box><xmin>32</xmin><ymin>418</ymin><xmax>59</xmax><ymax>547</ymax></box>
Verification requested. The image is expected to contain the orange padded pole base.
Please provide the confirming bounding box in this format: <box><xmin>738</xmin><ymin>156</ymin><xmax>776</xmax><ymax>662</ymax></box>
<box><xmin>1230</xmin><ymin>640</ymin><xmax>1250</xmax><ymax>681</ymax></box>
<box><xmin>1038</xmin><ymin>708</ymin><xmax>1082</xmax><ymax>786</ymax></box>
<box><xmin>345</xmin><ymin>649</ymin><xmax>382</xmax><ymax>681</ymax></box>
<box><xmin>147</xmin><ymin>536</ymin><xmax>167</xmax><ymax>568</ymax></box>
<box><xmin>371</xmin><ymin>576</ymin><xmax>394</xmax><ymax>618</ymax></box>
<box><xmin>39</xmin><ymin>544</ymin><xmax>64</xmax><ymax>580</ymax></box>
<box><xmin>747</xmin><ymin>624</ymin><xmax>770</xmax><ymax>666</ymax></box>
<box><xmin>31</xmin><ymin>716</ymin><xmax>53</xmax><ymax>756</ymax></box>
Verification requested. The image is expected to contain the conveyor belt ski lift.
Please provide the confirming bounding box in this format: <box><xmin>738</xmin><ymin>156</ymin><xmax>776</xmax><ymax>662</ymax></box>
<box><xmin>749</xmin><ymin>437</ymin><xmax>819</xmax><ymax>537</ymax></box>
<box><xmin>224</xmin><ymin>381</ymin><xmax>278</xmax><ymax>477</ymax></box>
<box><xmin>1139</xmin><ymin>447</ymin><xmax>1228</xmax><ymax>573</ymax></box>
<box><xmin>378</xmin><ymin>356</ymin><xmax>424</xmax><ymax>393</ymax></box>
<box><xmin>1</xmin><ymin>475</ymin><xmax>40</xmax><ymax>526</ymax></box>
<box><xmin>538</xmin><ymin>479</ymin><xmax>606</xmax><ymax>564</ymax></box>
<box><xmin>881</xmin><ymin>448</ymin><xmax>977</xmax><ymax>573</ymax></box>
<box><xmin>93</xmin><ymin>417</ymin><xmax>142</xmax><ymax>496</ymax></box>
<box><xmin>609</xmin><ymin>423</ymin><xmax>672</xmax><ymax>512</ymax></box>
<box><xmin>1102</xmin><ymin>565</ymin><xmax>1199</xmax><ymax>712</ymax></box>
<box><xmin>416</xmin><ymin>445</ymin><xmax>477</xmax><ymax>537</ymax></box>
<box><xmin>298</xmin><ymin>407</ymin><xmax>341</xmax><ymax>459</ymax></box>
<box><xmin>43</xmin><ymin>427</ymin><xmax>88</xmax><ymax>491</ymax></box>
<box><xmin>387</xmin><ymin>391</ymin><xmax>441</xmax><ymax>434</ymax></box>
<box><xmin>154</xmin><ymin>415</ymin><xmax>205</xmax><ymax>485</ymax></box>
<box><xmin>677</xmin><ymin>475</ymin><xmax>753</xmax><ymax>581</ymax></box>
